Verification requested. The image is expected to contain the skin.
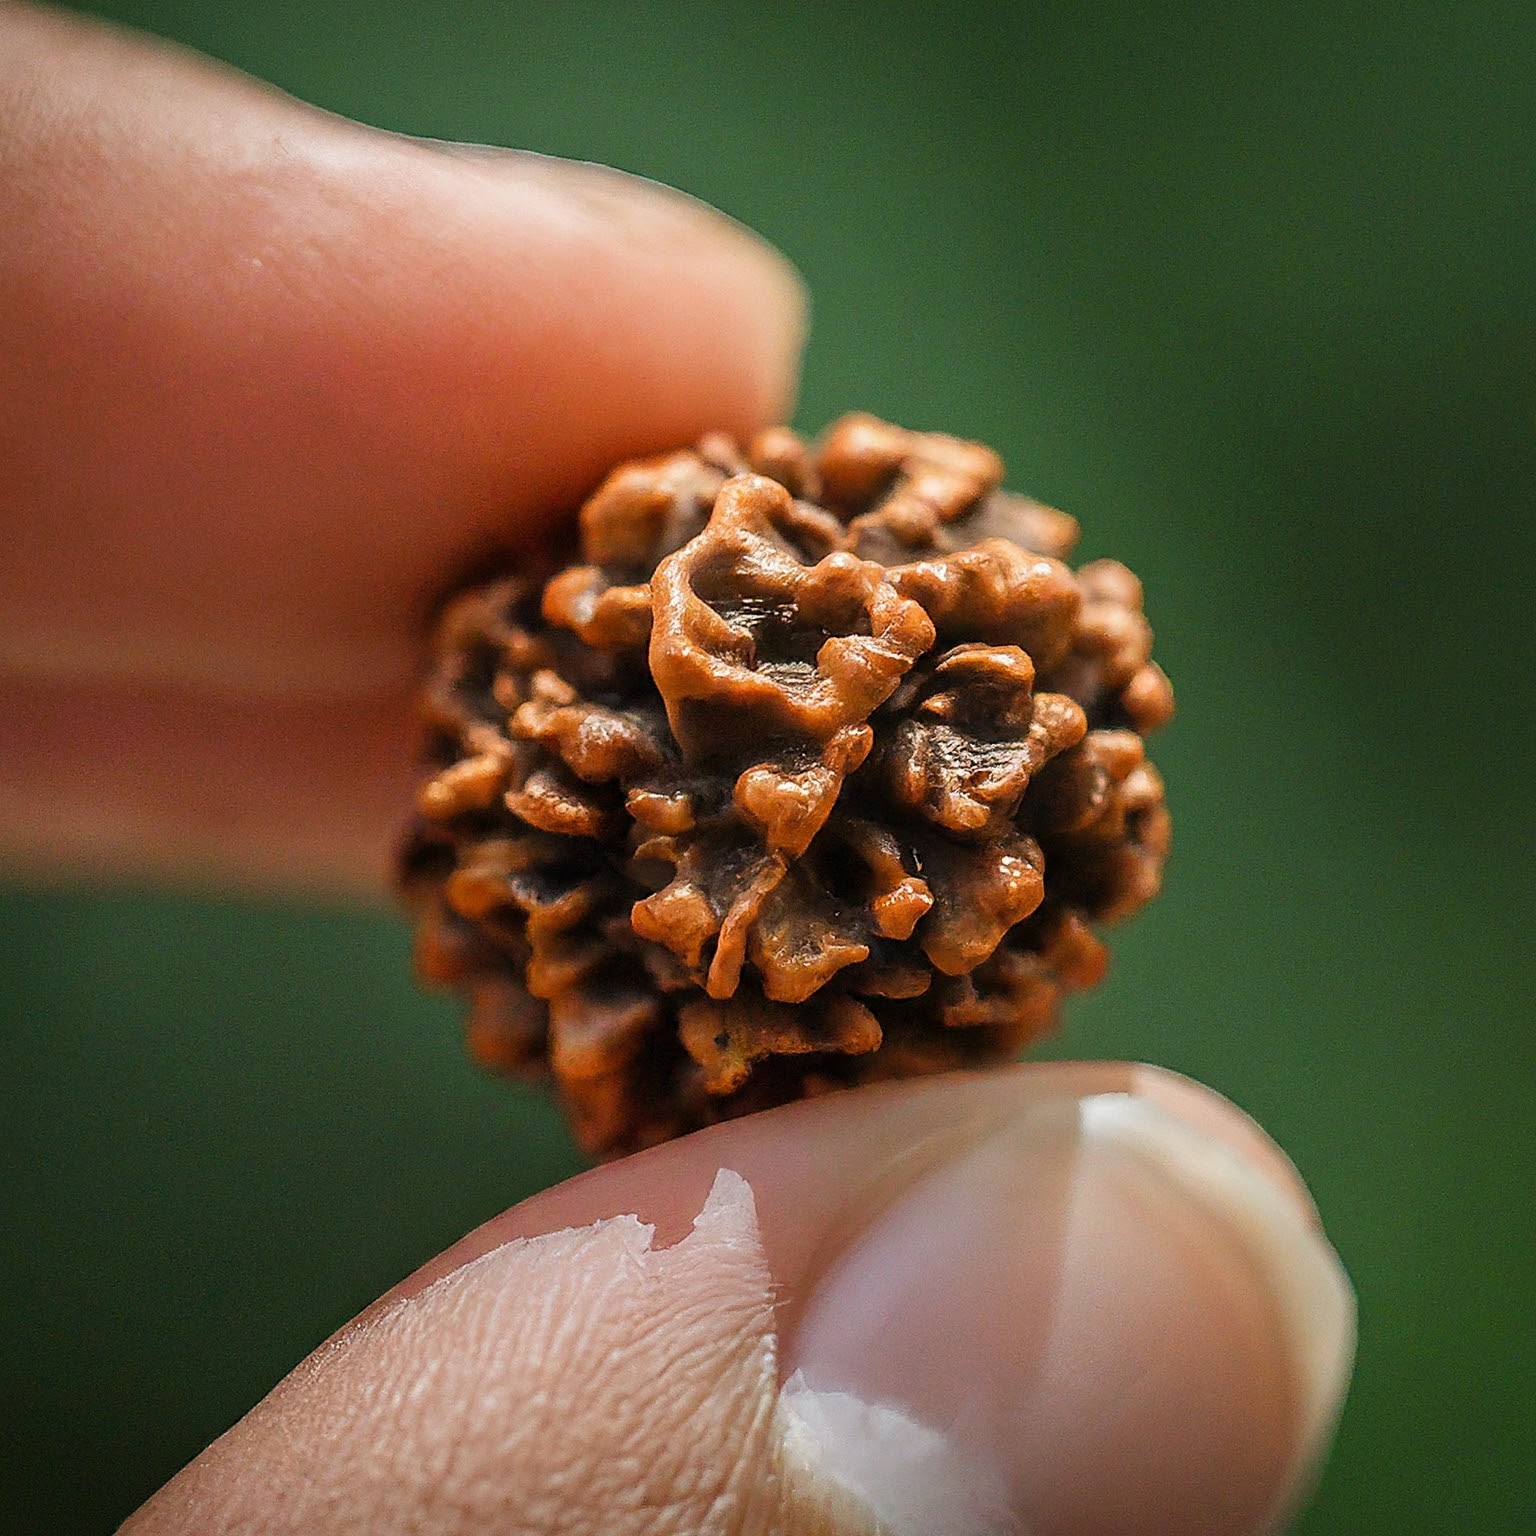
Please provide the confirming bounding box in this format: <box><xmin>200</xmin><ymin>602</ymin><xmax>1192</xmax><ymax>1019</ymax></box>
<box><xmin>1</xmin><ymin>7</ymin><xmax>1355</xmax><ymax>1532</ymax></box>
<box><xmin>0</xmin><ymin>0</ymin><xmax>800</xmax><ymax>890</ymax></box>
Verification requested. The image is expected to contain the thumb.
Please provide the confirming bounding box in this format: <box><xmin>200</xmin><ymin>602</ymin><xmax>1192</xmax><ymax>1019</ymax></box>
<box><xmin>124</xmin><ymin>1065</ymin><xmax>1354</xmax><ymax>1536</ymax></box>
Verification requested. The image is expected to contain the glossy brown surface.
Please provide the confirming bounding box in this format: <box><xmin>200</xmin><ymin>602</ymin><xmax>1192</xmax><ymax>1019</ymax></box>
<box><xmin>399</xmin><ymin>417</ymin><xmax>1173</xmax><ymax>1155</ymax></box>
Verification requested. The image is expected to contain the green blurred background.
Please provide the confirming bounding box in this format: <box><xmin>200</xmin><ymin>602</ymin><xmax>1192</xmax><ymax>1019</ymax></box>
<box><xmin>4</xmin><ymin>1</ymin><xmax>1533</xmax><ymax>1530</ymax></box>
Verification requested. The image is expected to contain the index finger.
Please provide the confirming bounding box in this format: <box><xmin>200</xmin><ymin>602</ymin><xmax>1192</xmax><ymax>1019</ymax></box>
<box><xmin>0</xmin><ymin>4</ymin><xmax>806</xmax><ymax>891</ymax></box>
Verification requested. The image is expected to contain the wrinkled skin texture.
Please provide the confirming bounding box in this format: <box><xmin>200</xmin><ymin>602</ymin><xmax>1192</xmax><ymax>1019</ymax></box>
<box><xmin>400</xmin><ymin>417</ymin><xmax>1174</xmax><ymax>1155</ymax></box>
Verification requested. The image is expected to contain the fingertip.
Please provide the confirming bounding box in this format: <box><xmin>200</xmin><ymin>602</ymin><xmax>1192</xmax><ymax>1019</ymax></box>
<box><xmin>434</xmin><ymin>1066</ymin><xmax>1354</xmax><ymax>1536</ymax></box>
<box><xmin>375</xmin><ymin>137</ymin><xmax>809</xmax><ymax>460</ymax></box>
<box><xmin>128</xmin><ymin>1068</ymin><xmax>1352</xmax><ymax>1535</ymax></box>
<box><xmin>452</xmin><ymin>146</ymin><xmax>811</xmax><ymax>423</ymax></box>
<box><xmin>1</xmin><ymin>9</ymin><xmax>808</xmax><ymax>696</ymax></box>
<box><xmin>1</xmin><ymin>8</ymin><xmax>812</xmax><ymax>889</ymax></box>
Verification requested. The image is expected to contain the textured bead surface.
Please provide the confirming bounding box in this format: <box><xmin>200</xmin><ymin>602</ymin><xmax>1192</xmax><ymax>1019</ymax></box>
<box><xmin>399</xmin><ymin>416</ymin><xmax>1173</xmax><ymax>1156</ymax></box>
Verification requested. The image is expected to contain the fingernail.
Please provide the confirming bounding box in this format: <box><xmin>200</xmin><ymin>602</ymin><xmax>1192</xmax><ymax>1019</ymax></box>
<box><xmin>780</xmin><ymin>1090</ymin><xmax>1356</xmax><ymax>1536</ymax></box>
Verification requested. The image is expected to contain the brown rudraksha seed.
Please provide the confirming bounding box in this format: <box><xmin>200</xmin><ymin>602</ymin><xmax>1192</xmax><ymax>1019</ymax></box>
<box><xmin>398</xmin><ymin>415</ymin><xmax>1173</xmax><ymax>1157</ymax></box>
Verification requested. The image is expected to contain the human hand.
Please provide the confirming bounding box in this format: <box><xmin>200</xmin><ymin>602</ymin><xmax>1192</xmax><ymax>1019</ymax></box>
<box><xmin>1</xmin><ymin>9</ymin><xmax>1354</xmax><ymax>1533</ymax></box>
<box><xmin>0</xmin><ymin>0</ymin><xmax>798</xmax><ymax>893</ymax></box>
<box><xmin>124</xmin><ymin>1065</ymin><xmax>1353</xmax><ymax>1536</ymax></box>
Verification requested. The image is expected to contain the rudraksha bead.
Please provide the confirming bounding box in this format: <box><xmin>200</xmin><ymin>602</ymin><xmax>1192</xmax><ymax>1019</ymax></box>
<box><xmin>399</xmin><ymin>416</ymin><xmax>1173</xmax><ymax>1156</ymax></box>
